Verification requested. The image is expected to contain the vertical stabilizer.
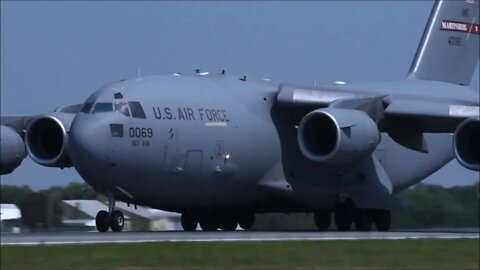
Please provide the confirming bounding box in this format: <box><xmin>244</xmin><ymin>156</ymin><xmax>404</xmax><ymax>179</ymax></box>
<box><xmin>408</xmin><ymin>0</ymin><xmax>479</xmax><ymax>85</ymax></box>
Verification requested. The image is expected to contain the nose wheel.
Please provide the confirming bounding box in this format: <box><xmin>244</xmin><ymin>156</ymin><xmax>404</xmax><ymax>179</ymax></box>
<box><xmin>110</xmin><ymin>210</ymin><xmax>125</xmax><ymax>232</ymax></box>
<box><xmin>95</xmin><ymin>194</ymin><xmax>125</xmax><ymax>232</ymax></box>
<box><xmin>95</xmin><ymin>210</ymin><xmax>110</xmax><ymax>232</ymax></box>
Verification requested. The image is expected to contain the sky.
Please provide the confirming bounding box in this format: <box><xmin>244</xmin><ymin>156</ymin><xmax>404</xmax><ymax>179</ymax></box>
<box><xmin>1</xmin><ymin>1</ymin><xmax>479</xmax><ymax>190</ymax></box>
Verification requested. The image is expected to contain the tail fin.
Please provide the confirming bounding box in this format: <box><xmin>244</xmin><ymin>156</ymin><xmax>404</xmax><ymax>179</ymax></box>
<box><xmin>408</xmin><ymin>0</ymin><xmax>479</xmax><ymax>85</ymax></box>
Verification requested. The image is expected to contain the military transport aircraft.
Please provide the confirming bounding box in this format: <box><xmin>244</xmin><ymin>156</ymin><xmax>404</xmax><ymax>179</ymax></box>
<box><xmin>1</xmin><ymin>0</ymin><xmax>479</xmax><ymax>232</ymax></box>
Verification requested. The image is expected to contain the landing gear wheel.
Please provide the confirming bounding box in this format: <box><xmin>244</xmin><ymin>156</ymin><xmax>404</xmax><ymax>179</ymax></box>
<box><xmin>314</xmin><ymin>211</ymin><xmax>331</xmax><ymax>231</ymax></box>
<box><xmin>95</xmin><ymin>210</ymin><xmax>110</xmax><ymax>232</ymax></box>
<box><xmin>199</xmin><ymin>214</ymin><xmax>217</xmax><ymax>231</ymax></box>
<box><xmin>238</xmin><ymin>213</ymin><xmax>255</xmax><ymax>230</ymax></box>
<box><xmin>219</xmin><ymin>215</ymin><xmax>237</xmax><ymax>231</ymax></box>
<box><xmin>335</xmin><ymin>211</ymin><xmax>353</xmax><ymax>231</ymax></box>
<box><xmin>334</xmin><ymin>201</ymin><xmax>354</xmax><ymax>231</ymax></box>
<box><xmin>354</xmin><ymin>209</ymin><xmax>373</xmax><ymax>232</ymax></box>
<box><xmin>372</xmin><ymin>209</ymin><xmax>391</xmax><ymax>231</ymax></box>
<box><xmin>110</xmin><ymin>210</ymin><xmax>125</xmax><ymax>232</ymax></box>
<box><xmin>181</xmin><ymin>213</ymin><xmax>198</xmax><ymax>231</ymax></box>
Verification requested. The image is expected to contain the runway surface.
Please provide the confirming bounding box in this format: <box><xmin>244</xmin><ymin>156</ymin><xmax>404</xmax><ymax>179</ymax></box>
<box><xmin>1</xmin><ymin>230</ymin><xmax>479</xmax><ymax>246</ymax></box>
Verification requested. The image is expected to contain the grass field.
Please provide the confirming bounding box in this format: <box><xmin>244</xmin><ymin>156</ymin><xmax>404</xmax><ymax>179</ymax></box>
<box><xmin>1</xmin><ymin>239</ymin><xmax>479</xmax><ymax>270</ymax></box>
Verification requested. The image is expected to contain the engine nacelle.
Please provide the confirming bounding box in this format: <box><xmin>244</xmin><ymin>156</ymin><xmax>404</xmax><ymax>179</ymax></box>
<box><xmin>298</xmin><ymin>108</ymin><xmax>380</xmax><ymax>164</ymax></box>
<box><xmin>0</xmin><ymin>126</ymin><xmax>26</xmax><ymax>174</ymax></box>
<box><xmin>25</xmin><ymin>113</ymin><xmax>74</xmax><ymax>168</ymax></box>
<box><xmin>454</xmin><ymin>117</ymin><xmax>480</xmax><ymax>171</ymax></box>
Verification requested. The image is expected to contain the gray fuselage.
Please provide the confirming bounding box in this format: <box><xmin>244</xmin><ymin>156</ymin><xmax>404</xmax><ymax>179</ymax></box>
<box><xmin>68</xmin><ymin>74</ymin><xmax>457</xmax><ymax>213</ymax></box>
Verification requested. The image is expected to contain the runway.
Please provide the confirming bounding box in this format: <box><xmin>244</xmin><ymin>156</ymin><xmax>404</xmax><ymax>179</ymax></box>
<box><xmin>1</xmin><ymin>230</ymin><xmax>478</xmax><ymax>246</ymax></box>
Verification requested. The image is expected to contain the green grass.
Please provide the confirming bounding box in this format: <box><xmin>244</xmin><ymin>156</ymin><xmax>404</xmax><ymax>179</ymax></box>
<box><xmin>1</xmin><ymin>239</ymin><xmax>479</xmax><ymax>270</ymax></box>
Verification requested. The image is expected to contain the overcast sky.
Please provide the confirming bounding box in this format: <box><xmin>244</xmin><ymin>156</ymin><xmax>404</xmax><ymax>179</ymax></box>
<box><xmin>1</xmin><ymin>1</ymin><xmax>479</xmax><ymax>190</ymax></box>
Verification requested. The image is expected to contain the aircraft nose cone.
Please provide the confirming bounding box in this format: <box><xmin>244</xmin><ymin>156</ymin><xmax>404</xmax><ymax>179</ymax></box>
<box><xmin>68</xmin><ymin>116</ymin><xmax>110</xmax><ymax>182</ymax></box>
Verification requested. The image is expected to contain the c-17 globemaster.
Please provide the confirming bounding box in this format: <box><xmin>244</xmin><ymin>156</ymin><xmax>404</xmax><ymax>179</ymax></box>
<box><xmin>1</xmin><ymin>0</ymin><xmax>479</xmax><ymax>232</ymax></box>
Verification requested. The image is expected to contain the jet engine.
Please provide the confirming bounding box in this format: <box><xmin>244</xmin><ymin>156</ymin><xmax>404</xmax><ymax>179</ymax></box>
<box><xmin>454</xmin><ymin>117</ymin><xmax>480</xmax><ymax>171</ymax></box>
<box><xmin>298</xmin><ymin>108</ymin><xmax>380</xmax><ymax>164</ymax></box>
<box><xmin>25</xmin><ymin>113</ymin><xmax>74</xmax><ymax>168</ymax></box>
<box><xmin>0</xmin><ymin>125</ymin><xmax>26</xmax><ymax>174</ymax></box>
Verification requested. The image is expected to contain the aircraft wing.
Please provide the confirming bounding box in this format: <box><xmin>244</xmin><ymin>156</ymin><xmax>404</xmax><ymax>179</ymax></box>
<box><xmin>1</xmin><ymin>104</ymin><xmax>82</xmax><ymax>131</ymax></box>
<box><xmin>277</xmin><ymin>84</ymin><xmax>479</xmax><ymax>133</ymax></box>
<box><xmin>383</xmin><ymin>99</ymin><xmax>479</xmax><ymax>133</ymax></box>
<box><xmin>0</xmin><ymin>116</ymin><xmax>31</xmax><ymax>134</ymax></box>
<box><xmin>0</xmin><ymin>104</ymin><xmax>83</xmax><ymax>175</ymax></box>
<box><xmin>276</xmin><ymin>83</ymin><xmax>479</xmax><ymax>171</ymax></box>
<box><xmin>276</xmin><ymin>84</ymin><xmax>360</xmax><ymax>108</ymax></box>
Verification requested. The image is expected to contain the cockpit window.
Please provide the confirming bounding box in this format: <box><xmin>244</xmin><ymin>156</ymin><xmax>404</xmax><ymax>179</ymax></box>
<box><xmin>115</xmin><ymin>102</ymin><xmax>130</xmax><ymax>117</ymax></box>
<box><xmin>80</xmin><ymin>103</ymin><xmax>93</xmax><ymax>113</ymax></box>
<box><xmin>92</xmin><ymin>103</ymin><xmax>113</xmax><ymax>113</ymax></box>
<box><xmin>128</xmin><ymin>102</ymin><xmax>146</xmax><ymax>119</ymax></box>
<box><xmin>111</xmin><ymin>100</ymin><xmax>146</xmax><ymax>118</ymax></box>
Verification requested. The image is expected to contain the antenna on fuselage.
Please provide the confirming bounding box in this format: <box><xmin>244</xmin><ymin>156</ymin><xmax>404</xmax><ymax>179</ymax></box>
<box><xmin>195</xmin><ymin>68</ymin><xmax>209</xmax><ymax>76</ymax></box>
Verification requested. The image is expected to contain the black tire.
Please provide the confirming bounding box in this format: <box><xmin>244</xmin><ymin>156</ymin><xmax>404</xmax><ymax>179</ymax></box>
<box><xmin>110</xmin><ymin>210</ymin><xmax>125</xmax><ymax>232</ymax></box>
<box><xmin>372</xmin><ymin>209</ymin><xmax>391</xmax><ymax>232</ymax></box>
<box><xmin>181</xmin><ymin>213</ymin><xmax>198</xmax><ymax>231</ymax></box>
<box><xmin>238</xmin><ymin>213</ymin><xmax>255</xmax><ymax>230</ymax></box>
<box><xmin>95</xmin><ymin>210</ymin><xmax>110</xmax><ymax>233</ymax></box>
<box><xmin>199</xmin><ymin>214</ymin><xmax>217</xmax><ymax>231</ymax></box>
<box><xmin>314</xmin><ymin>211</ymin><xmax>331</xmax><ymax>231</ymax></box>
<box><xmin>354</xmin><ymin>209</ymin><xmax>373</xmax><ymax>232</ymax></box>
<box><xmin>334</xmin><ymin>211</ymin><xmax>353</xmax><ymax>231</ymax></box>
<box><xmin>334</xmin><ymin>201</ymin><xmax>354</xmax><ymax>231</ymax></box>
<box><xmin>219</xmin><ymin>215</ymin><xmax>237</xmax><ymax>231</ymax></box>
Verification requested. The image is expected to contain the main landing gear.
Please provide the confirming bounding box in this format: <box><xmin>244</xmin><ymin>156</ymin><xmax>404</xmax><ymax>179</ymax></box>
<box><xmin>314</xmin><ymin>199</ymin><xmax>392</xmax><ymax>232</ymax></box>
<box><xmin>95</xmin><ymin>194</ymin><xmax>125</xmax><ymax>232</ymax></box>
<box><xmin>181</xmin><ymin>211</ymin><xmax>255</xmax><ymax>231</ymax></box>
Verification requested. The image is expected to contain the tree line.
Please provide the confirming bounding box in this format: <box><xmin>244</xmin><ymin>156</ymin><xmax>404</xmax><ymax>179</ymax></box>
<box><xmin>1</xmin><ymin>182</ymin><xmax>102</xmax><ymax>229</ymax></box>
<box><xmin>1</xmin><ymin>182</ymin><xmax>478</xmax><ymax>230</ymax></box>
<box><xmin>253</xmin><ymin>182</ymin><xmax>479</xmax><ymax>230</ymax></box>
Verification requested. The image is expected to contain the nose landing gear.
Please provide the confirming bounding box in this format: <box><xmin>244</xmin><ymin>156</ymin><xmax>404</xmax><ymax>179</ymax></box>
<box><xmin>110</xmin><ymin>210</ymin><xmax>125</xmax><ymax>232</ymax></box>
<box><xmin>95</xmin><ymin>194</ymin><xmax>125</xmax><ymax>232</ymax></box>
<box><xmin>95</xmin><ymin>210</ymin><xmax>110</xmax><ymax>232</ymax></box>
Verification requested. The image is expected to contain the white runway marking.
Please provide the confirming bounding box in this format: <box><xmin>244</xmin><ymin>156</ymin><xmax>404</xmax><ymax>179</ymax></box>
<box><xmin>1</xmin><ymin>231</ymin><xmax>478</xmax><ymax>246</ymax></box>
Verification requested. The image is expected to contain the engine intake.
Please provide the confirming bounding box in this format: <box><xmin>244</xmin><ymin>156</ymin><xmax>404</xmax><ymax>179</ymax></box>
<box><xmin>454</xmin><ymin>117</ymin><xmax>480</xmax><ymax>171</ymax></box>
<box><xmin>298</xmin><ymin>108</ymin><xmax>380</xmax><ymax>164</ymax></box>
<box><xmin>25</xmin><ymin>113</ymin><xmax>74</xmax><ymax>168</ymax></box>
